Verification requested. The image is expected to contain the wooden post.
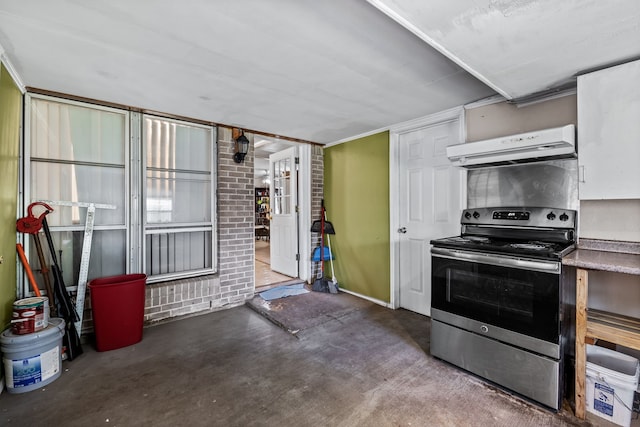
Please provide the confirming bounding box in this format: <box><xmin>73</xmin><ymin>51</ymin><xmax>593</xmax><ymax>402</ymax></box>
<box><xmin>575</xmin><ymin>268</ymin><xmax>588</xmax><ymax>419</ymax></box>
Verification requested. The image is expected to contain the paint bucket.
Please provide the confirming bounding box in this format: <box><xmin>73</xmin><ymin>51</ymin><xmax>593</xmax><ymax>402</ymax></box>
<box><xmin>0</xmin><ymin>318</ymin><xmax>65</xmax><ymax>394</ymax></box>
<box><xmin>11</xmin><ymin>297</ymin><xmax>49</xmax><ymax>335</ymax></box>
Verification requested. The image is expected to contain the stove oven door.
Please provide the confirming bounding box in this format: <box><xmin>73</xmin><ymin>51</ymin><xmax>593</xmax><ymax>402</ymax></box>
<box><xmin>431</xmin><ymin>247</ymin><xmax>562</xmax><ymax>359</ymax></box>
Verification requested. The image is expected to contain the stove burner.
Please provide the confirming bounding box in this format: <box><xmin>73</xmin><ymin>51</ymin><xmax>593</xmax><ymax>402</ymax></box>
<box><xmin>509</xmin><ymin>242</ymin><xmax>550</xmax><ymax>251</ymax></box>
<box><xmin>465</xmin><ymin>236</ymin><xmax>490</xmax><ymax>243</ymax></box>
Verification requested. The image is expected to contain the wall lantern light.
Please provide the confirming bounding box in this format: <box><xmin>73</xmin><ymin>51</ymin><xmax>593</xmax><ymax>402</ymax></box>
<box><xmin>234</xmin><ymin>131</ymin><xmax>250</xmax><ymax>164</ymax></box>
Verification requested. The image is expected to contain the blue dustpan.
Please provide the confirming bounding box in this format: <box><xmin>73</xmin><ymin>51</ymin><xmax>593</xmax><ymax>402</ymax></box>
<box><xmin>312</xmin><ymin>246</ymin><xmax>334</xmax><ymax>261</ymax></box>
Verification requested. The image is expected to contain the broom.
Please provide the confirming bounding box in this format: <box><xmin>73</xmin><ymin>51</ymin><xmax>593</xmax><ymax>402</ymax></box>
<box><xmin>323</xmin><ymin>207</ymin><xmax>338</xmax><ymax>293</ymax></box>
<box><xmin>312</xmin><ymin>201</ymin><xmax>328</xmax><ymax>292</ymax></box>
<box><xmin>325</xmin><ymin>232</ymin><xmax>338</xmax><ymax>294</ymax></box>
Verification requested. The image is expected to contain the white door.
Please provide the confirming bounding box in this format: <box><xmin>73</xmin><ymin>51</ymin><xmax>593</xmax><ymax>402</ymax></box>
<box><xmin>398</xmin><ymin>119</ymin><xmax>463</xmax><ymax>316</ymax></box>
<box><xmin>269</xmin><ymin>147</ymin><xmax>298</xmax><ymax>277</ymax></box>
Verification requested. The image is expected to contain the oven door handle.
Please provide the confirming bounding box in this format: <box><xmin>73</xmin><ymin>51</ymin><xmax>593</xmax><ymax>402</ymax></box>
<box><xmin>431</xmin><ymin>247</ymin><xmax>560</xmax><ymax>274</ymax></box>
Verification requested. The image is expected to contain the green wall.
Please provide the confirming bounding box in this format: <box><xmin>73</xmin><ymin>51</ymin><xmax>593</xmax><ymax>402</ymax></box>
<box><xmin>0</xmin><ymin>64</ymin><xmax>21</xmax><ymax>329</ymax></box>
<box><xmin>324</xmin><ymin>131</ymin><xmax>390</xmax><ymax>302</ymax></box>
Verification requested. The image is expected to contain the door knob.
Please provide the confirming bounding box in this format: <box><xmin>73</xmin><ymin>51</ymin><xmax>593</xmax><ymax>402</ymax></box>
<box><xmin>398</xmin><ymin>227</ymin><xmax>407</xmax><ymax>234</ymax></box>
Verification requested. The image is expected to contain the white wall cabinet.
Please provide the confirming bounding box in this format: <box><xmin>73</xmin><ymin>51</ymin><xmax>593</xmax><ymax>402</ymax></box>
<box><xmin>577</xmin><ymin>59</ymin><xmax>640</xmax><ymax>199</ymax></box>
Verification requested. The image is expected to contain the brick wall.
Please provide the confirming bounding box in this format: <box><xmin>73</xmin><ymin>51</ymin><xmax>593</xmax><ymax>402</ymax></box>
<box><xmin>311</xmin><ymin>145</ymin><xmax>324</xmax><ymax>279</ymax></box>
<box><xmin>216</xmin><ymin>127</ymin><xmax>255</xmax><ymax>305</ymax></box>
<box><xmin>143</xmin><ymin>276</ymin><xmax>221</xmax><ymax>324</ymax></box>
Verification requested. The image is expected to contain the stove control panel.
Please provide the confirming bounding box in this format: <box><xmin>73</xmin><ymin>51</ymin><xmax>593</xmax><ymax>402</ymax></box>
<box><xmin>460</xmin><ymin>207</ymin><xmax>576</xmax><ymax>228</ymax></box>
<box><xmin>493</xmin><ymin>211</ymin><xmax>530</xmax><ymax>220</ymax></box>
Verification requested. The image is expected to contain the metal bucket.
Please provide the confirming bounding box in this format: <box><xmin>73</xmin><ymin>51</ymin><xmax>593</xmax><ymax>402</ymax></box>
<box><xmin>11</xmin><ymin>297</ymin><xmax>49</xmax><ymax>335</ymax></box>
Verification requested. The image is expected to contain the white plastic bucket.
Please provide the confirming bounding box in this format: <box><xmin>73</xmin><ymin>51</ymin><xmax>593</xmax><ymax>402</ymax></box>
<box><xmin>586</xmin><ymin>344</ymin><xmax>640</xmax><ymax>427</ymax></box>
<box><xmin>0</xmin><ymin>318</ymin><xmax>65</xmax><ymax>394</ymax></box>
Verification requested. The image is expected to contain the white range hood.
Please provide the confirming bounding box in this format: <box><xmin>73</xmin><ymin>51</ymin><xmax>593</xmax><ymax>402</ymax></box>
<box><xmin>447</xmin><ymin>124</ymin><xmax>576</xmax><ymax>168</ymax></box>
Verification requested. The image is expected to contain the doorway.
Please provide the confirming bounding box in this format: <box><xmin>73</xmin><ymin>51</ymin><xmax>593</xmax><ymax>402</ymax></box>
<box><xmin>253</xmin><ymin>136</ymin><xmax>311</xmax><ymax>289</ymax></box>
<box><xmin>255</xmin><ymin>239</ymin><xmax>293</xmax><ymax>287</ymax></box>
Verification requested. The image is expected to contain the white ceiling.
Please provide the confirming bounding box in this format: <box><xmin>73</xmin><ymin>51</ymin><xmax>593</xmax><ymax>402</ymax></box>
<box><xmin>369</xmin><ymin>0</ymin><xmax>640</xmax><ymax>100</ymax></box>
<box><xmin>0</xmin><ymin>0</ymin><xmax>638</xmax><ymax>147</ymax></box>
<box><xmin>0</xmin><ymin>0</ymin><xmax>492</xmax><ymax>144</ymax></box>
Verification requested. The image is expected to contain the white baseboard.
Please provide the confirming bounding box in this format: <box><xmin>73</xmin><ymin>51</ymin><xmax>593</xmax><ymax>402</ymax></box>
<box><xmin>339</xmin><ymin>288</ymin><xmax>393</xmax><ymax>309</ymax></box>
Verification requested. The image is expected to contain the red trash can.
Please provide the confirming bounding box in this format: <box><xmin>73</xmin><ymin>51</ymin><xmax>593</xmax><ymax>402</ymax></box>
<box><xmin>88</xmin><ymin>274</ymin><xmax>147</xmax><ymax>351</ymax></box>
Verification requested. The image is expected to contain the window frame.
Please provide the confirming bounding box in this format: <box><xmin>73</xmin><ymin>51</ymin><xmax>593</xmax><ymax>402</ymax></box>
<box><xmin>24</xmin><ymin>94</ymin><xmax>131</xmax><ymax>290</ymax></box>
<box><xmin>140</xmin><ymin>114</ymin><xmax>217</xmax><ymax>282</ymax></box>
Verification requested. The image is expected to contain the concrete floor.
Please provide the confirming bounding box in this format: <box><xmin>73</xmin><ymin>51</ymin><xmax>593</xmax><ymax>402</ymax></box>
<box><xmin>0</xmin><ymin>293</ymin><xmax>592</xmax><ymax>427</ymax></box>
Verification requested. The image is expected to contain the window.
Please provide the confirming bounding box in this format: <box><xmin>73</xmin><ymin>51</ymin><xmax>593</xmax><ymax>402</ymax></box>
<box><xmin>24</xmin><ymin>95</ymin><xmax>217</xmax><ymax>291</ymax></box>
<box><xmin>142</xmin><ymin>115</ymin><xmax>215</xmax><ymax>279</ymax></box>
<box><xmin>271</xmin><ymin>156</ymin><xmax>292</xmax><ymax>215</ymax></box>
<box><xmin>27</xmin><ymin>95</ymin><xmax>128</xmax><ymax>289</ymax></box>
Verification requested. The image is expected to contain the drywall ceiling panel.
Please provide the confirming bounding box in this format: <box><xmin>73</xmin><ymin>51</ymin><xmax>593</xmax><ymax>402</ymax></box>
<box><xmin>368</xmin><ymin>0</ymin><xmax>640</xmax><ymax>99</ymax></box>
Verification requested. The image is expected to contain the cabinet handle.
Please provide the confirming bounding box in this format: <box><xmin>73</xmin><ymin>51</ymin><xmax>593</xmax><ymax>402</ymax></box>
<box><xmin>398</xmin><ymin>227</ymin><xmax>407</xmax><ymax>234</ymax></box>
<box><xmin>579</xmin><ymin>165</ymin><xmax>585</xmax><ymax>183</ymax></box>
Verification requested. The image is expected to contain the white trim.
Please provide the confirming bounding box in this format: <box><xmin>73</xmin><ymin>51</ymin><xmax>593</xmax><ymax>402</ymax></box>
<box><xmin>388</xmin><ymin>130</ymin><xmax>400</xmax><ymax>309</ymax></box>
<box><xmin>325</xmin><ymin>106</ymin><xmax>471</xmax><ymax>149</ymax></box>
<box><xmin>514</xmin><ymin>88</ymin><xmax>577</xmax><ymax>108</ymax></box>
<box><xmin>297</xmin><ymin>144</ymin><xmax>312</xmax><ymax>283</ymax></box>
<box><xmin>463</xmin><ymin>88</ymin><xmax>577</xmax><ymax>110</ymax></box>
<box><xmin>389</xmin><ymin>106</ymin><xmax>465</xmax><ymax>312</ymax></box>
<box><xmin>390</xmin><ymin>106</ymin><xmax>464</xmax><ymax>134</ymax></box>
<box><xmin>129</xmin><ymin>112</ymin><xmax>142</xmax><ymax>274</ymax></box>
<box><xmin>0</xmin><ymin>46</ymin><xmax>26</xmax><ymax>93</ymax></box>
<box><xmin>326</xmin><ymin>106</ymin><xmax>468</xmax><ymax>148</ymax></box>
<box><xmin>366</xmin><ymin>0</ymin><xmax>511</xmax><ymax>100</ymax></box>
<box><xmin>339</xmin><ymin>288</ymin><xmax>393</xmax><ymax>309</ymax></box>
<box><xmin>324</xmin><ymin>125</ymin><xmax>391</xmax><ymax>148</ymax></box>
<box><xmin>463</xmin><ymin>94</ymin><xmax>506</xmax><ymax>110</ymax></box>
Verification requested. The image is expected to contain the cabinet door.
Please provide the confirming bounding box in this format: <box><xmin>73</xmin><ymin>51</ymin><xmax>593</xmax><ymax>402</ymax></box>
<box><xmin>577</xmin><ymin>59</ymin><xmax>640</xmax><ymax>199</ymax></box>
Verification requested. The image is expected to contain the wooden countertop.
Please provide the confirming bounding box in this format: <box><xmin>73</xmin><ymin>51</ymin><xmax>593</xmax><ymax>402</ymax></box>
<box><xmin>562</xmin><ymin>239</ymin><xmax>640</xmax><ymax>275</ymax></box>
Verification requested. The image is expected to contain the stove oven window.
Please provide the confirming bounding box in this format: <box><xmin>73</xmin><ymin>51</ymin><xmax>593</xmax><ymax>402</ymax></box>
<box><xmin>433</xmin><ymin>256</ymin><xmax>560</xmax><ymax>344</ymax></box>
<box><xmin>447</xmin><ymin>270</ymin><xmax>534</xmax><ymax>319</ymax></box>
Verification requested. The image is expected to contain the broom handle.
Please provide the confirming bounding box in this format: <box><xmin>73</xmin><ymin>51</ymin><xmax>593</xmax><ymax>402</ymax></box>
<box><xmin>323</xmin><ymin>207</ymin><xmax>336</xmax><ymax>281</ymax></box>
<box><xmin>326</xmin><ymin>234</ymin><xmax>336</xmax><ymax>280</ymax></box>
<box><xmin>320</xmin><ymin>206</ymin><xmax>325</xmax><ymax>274</ymax></box>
